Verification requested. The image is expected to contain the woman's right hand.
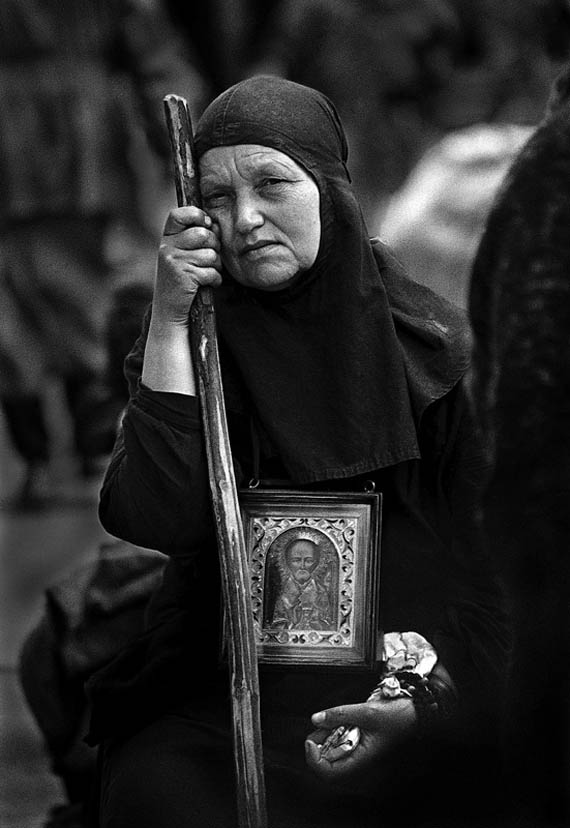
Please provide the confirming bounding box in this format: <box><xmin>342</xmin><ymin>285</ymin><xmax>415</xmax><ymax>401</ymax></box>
<box><xmin>141</xmin><ymin>206</ymin><xmax>222</xmax><ymax>395</ymax></box>
<box><xmin>153</xmin><ymin>206</ymin><xmax>222</xmax><ymax>328</ymax></box>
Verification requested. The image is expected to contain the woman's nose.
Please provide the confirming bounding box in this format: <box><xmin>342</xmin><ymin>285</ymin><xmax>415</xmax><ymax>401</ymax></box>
<box><xmin>234</xmin><ymin>193</ymin><xmax>264</xmax><ymax>233</ymax></box>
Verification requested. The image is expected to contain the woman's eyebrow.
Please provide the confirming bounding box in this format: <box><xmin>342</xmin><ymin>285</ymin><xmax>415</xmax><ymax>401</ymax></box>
<box><xmin>200</xmin><ymin>176</ymin><xmax>230</xmax><ymax>192</ymax></box>
<box><xmin>254</xmin><ymin>162</ymin><xmax>298</xmax><ymax>178</ymax></box>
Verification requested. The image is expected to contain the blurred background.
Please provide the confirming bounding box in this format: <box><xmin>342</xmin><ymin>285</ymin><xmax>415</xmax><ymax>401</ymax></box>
<box><xmin>1</xmin><ymin>1</ymin><xmax>570</xmax><ymax>826</ymax></box>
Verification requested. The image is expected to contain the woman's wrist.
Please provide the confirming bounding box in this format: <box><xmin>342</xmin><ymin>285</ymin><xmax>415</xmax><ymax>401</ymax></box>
<box><xmin>370</xmin><ymin>632</ymin><xmax>460</xmax><ymax>735</ymax></box>
<box><xmin>426</xmin><ymin>670</ymin><xmax>459</xmax><ymax>723</ymax></box>
<box><xmin>142</xmin><ymin>312</ymin><xmax>196</xmax><ymax>395</ymax></box>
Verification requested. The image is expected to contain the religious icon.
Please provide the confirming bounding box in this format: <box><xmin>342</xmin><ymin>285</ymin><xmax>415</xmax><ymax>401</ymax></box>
<box><xmin>239</xmin><ymin>490</ymin><xmax>382</xmax><ymax>668</ymax></box>
<box><xmin>265</xmin><ymin>528</ymin><xmax>339</xmax><ymax>632</ymax></box>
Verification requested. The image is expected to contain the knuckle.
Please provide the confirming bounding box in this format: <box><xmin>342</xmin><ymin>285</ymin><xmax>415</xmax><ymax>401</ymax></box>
<box><xmin>199</xmin><ymin>227</ymin><xmax>212</xmax><ymax>250</ymax></box>
<box><xmin>194</xmin><ymin>226</ymin><xmax>209</xmax><ymax>244</ymax></box>
<box><xmin>177</xmin><ymin>204</ymin><xmax>200</xmax><ymax>220</ymax></box>
<box><xmin>159</xmin><ymin>246</ymin><xmax>177</xmax><ymax>267</ymax></box>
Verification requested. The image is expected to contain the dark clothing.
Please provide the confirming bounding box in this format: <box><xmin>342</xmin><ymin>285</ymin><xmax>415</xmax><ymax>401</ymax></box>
<box><xmin>89</xmin><ymin>342</ymin><xmax>507</xmax><ymax>736</ymax></box>
<box><xmin>20</xmin><ymin>541</ymin><xmax>166</xmax><ymax>770</ymax></box>
<box><xmin>87</xmin><ymin>286</ymin><xmax>509</xmax><ymax>825</ymax></box>
<box><xmin>88</xmin><ymin>347</ymin><xmax>509</xmax><ymax>826</ymax></box>
<box><xmin>19</xmin><ymin>540</ymin><xmax>166</xmax><ymax>823</ymax></box>
<box><xmin>98</xmin><ymin>701</ymin><xmax>504</xmax><ymax>828</ymax></box>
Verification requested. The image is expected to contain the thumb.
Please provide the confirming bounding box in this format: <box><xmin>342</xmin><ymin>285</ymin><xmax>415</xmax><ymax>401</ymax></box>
<box><xmin>312</xmin><ymin>703</ymin><xmax>367</xmax><ymax>729</ymax></box>
<box><xmin>163</xmin><ymin>206</ymin><xmax>210</xmax><ymax>236</ymax></box>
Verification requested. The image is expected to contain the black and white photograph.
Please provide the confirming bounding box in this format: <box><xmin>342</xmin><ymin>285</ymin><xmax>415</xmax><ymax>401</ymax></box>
<box><xmin>1</xmin><ymin>2</ymin><xmax>570</xmax><ymax>828</ymax></box>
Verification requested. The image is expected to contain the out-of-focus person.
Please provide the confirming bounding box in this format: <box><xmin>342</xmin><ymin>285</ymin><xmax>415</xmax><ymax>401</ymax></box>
<box><xmin>378</xmin><ymin>0</ymin><xmax>570</xmax><ymax>310</ymax></box>
<box><xmin>165</xmin><ymin>0</ymin><xmax>281</xmax><ymax>95</ymax></box>
<box><xmin>0</xmin><ymin>0</ymin><xmax>207</xmax><ymax>509</ymax></box>
<box><xmin>19</xmin><ymin>539</ymin><xmax>166</xmax><ymax>828</ymax></box>
<box><xmin>17</xmin><ymin>267</ymin><xmax>155</xmax><ymax>828</ymax></box>
<box><xmin>379</xmin><ymin>124</ymin><xmax>534</xmax><ymax>308</ymax></box>
<box><xmin>468</xmin><ymin>57</ymin><xmax>570</xmax><ymax>826</ymax></box>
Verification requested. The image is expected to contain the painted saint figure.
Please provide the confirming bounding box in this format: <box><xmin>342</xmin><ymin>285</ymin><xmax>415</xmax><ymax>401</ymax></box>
<box><xmin>269</xmin><ymin>537</ymin><xmax>335</xmax><ymax>631</ymax></box>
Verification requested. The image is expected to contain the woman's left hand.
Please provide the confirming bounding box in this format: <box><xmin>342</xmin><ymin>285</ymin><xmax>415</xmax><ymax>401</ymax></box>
<box><xmin>305</xmin><ymin>698</ymin><xmax>417</xmax><ymax>780</ymax></box>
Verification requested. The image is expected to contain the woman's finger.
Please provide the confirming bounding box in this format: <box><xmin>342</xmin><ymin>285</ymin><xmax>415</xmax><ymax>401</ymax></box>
<box><xmin>181</xmin><ymin>265</ymin><xmax>223</xmax><ymax>290</ymax></box>
<box><xmin>169</xmin><ymin>227</ymin><xmax>220</xmax><ymax>252</ymax></box>
<box><xmin>162</xmin><ymin>205</ymin><xmax>211</xmax><ymax>236</ymax></box>
<box><xmin>311</xmin><ymin>703</ymin><xmax>378</xmax><ymax>730</ymax></box>
<box><xmin>162</xmin><ymin>244</ymin><xmax>221</xmax><ymax>270</ymax></box>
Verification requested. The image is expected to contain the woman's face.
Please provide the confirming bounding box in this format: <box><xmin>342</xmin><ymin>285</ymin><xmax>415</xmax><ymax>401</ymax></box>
<box><xmin>199</xmin><ymin>145</ymin><xmax>321</xmax><ymax>291</ymax></box>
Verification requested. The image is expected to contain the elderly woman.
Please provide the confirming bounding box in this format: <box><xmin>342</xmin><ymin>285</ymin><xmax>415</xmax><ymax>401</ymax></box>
<box><xmin>87</xmin><ymin>77</ymin><xmax>509</xmax><ymax>828</ymax></box>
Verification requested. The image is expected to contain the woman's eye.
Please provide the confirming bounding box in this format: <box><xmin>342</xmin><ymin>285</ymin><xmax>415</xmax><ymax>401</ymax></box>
<box><xmin>261</xmin><ymin>177</ymin><xmax>286</xmax><ymax>188</ymax></box>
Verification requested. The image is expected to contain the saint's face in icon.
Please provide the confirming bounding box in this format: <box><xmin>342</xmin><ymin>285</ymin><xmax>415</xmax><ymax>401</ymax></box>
<box><xmin>285</xmin><ymin>539</ymin><xmax>319</xmax><ymax>584</ymax></box>
<box><xmin>267</xmin><ymin>535</ymin><xmax>336</xmax><ymax>631</ymax></box>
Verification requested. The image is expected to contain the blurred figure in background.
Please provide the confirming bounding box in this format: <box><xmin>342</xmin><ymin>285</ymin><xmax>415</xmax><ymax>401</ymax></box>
<box><xmin>16</xmin><ymin>262</ymin><xmax>155</xmax><ymax>828</ymax></box>
<box><xmin>165</xmin><ymin>0</ymin><xmax>280</xmax><ymax>96</ymax></box>
<box><xmin>102</xmin><ymin>282</ymin><xmax>154</xmax><ymax>418</ymax></box>
<box><xmin>377</xmin><ymin>0</ymin><xmax>570</xmax><ymax>309</ymax></box>
<box><xmin>431</xmin><ymin>0</ymin><xmax>570</xmax><ymax>128</ymax></box>
<box><xmin>379</xmin><ymin>123</ymin><xmax>533</xmax><ymax>308</ymax></box>
<box><xmin>19</xmin><ymin>539</ymin><xmax>166</xmax><ymax>828</ymax></box>
<box><xmin>0</xmin><ymin>0</ymin><xmax>206</xmax><ymax>509</ymax></box>
<box><xmin>468</xmin><ymin>56</ymin><xmax>570</xmax><ymax>826</ymax></box>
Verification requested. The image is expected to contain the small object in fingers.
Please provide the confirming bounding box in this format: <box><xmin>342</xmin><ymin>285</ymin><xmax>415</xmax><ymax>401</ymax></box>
<box><xmin>320</xmin><ymin>725</ymin><xmax>346</xmax><ymax>756</ymax></box>
<box><xmin>319</xmin><ymin>725</ymin><xmax>361</xmax><ymax>761</ymax></box>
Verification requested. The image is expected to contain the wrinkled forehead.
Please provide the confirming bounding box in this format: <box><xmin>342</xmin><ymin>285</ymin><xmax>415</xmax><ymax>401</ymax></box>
<box><xmin>198</xmin><ymin>144</ymin><xmax>314</xmax><ymax>187</ymax></box>
<box><xmin>194</xmin><ymin>76</ymin><xmax>349</xmax><ymax>180</ymax></box>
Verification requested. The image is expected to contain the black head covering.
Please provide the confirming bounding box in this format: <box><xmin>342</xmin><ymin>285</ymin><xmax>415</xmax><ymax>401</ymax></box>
<box><xmin>194</xmin><ymin>76</ymin><xmax>469</xmax><ymax>484</ymax></box>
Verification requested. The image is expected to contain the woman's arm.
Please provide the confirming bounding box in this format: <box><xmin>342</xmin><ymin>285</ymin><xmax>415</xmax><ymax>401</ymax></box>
<box><xmin>98</xmin><ymin>385</ymin><xmax>216</xmax><ymax>554</ymax></box>
<box><xmin>99</xmin><ymin>206</ymin><xmax>223</xmax><ymax>553</ymax></box>
<box><xmin>141</xmin><ymin>205</ymin><xmax>221</xmax><ymax>394</ymax></box>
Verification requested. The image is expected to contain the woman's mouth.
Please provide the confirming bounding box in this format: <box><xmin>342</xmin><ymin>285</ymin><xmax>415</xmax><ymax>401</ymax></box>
<box><xmin>240</xmin><ymin>241</ymin><xmax>278</xmax><ymax>258</ymax></box>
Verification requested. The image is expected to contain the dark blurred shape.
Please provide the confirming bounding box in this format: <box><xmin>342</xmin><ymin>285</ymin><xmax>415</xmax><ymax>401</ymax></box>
<box><xmin>165</xmin><ymin>0</ymin><xmax>281</xmax><ymax>93</ymax></box>
<box><xmin>469</xmin><ymin>59</ymin><xmax>570</xmax><ymax>826</ymax></box>
<box><xmin>0</xmin><ymin>0</ymin><xmax>204</xmax><ymax>509</ymax></box>
<box><xmin>537</xmin><ymin>0</ymin><xmax>570</xmax><ymax>59</ymax></box>
<box><xmin>104</xmin><ymin>283</ymin><xmax>154</xmax><ymax>410</ymax></box>
<box><xmin>68</xmin><ymin>281</ymin><xmax>154</xmax><ymax>466</ymax></box>
<box><xmin>430</xmin><ymin>0</ymin><xmax>570</xmax><ymax>127</ymax></box>
<box><xmin>380</xmin><ymin>123</ymin><xmax>533</xmax><ymax>308</ymax></box>
<box><xmin>10</xmin><ymin>224</ymin><xmax>155</xmax><ymax>828</ymax></box>
<box><xmin>19</xmin><ymin>540</ymin><xmax>166</xmax><ymax>828</ymax></box>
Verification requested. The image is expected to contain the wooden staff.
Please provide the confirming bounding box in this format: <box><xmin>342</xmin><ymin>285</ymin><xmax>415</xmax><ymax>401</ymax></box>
<box><xmin>163</xmin><ymin>94</ymin><xmax>267</xmax><ymax>828</ymax></box>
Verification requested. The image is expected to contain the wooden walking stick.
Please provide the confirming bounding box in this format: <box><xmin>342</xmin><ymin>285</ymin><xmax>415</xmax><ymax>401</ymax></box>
<box><xmin>163</xmin><ymin>94</ymin><xmax>267</xmax><ymax>828</ymax></box>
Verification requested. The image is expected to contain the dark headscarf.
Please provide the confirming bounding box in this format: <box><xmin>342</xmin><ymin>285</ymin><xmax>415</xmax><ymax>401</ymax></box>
<box><xmin>194</xmin><ymin>76</ymin><xmax>469</xmax><ymax>484</ymax></box>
